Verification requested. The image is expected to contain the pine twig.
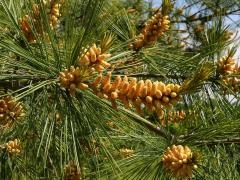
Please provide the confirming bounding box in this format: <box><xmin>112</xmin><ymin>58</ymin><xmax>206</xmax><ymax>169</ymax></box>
<box><xmin>0</xmin><ymin>77</ymin><xmax>53</xmax><ymax>91</ymax></box>
<box><xmin>120</xmin><ymin>108</ymin><xmax>173</xmax><ymax>140</ymax></box>
<box><xmin>194</xmin><ymin>137</ymin><xmax>240</xmax><ymax>145</ymax></box>
<box><xmin>173</xmin><ymin>9</ymin><xmax>240</xmax><ymax>23</ymax></box>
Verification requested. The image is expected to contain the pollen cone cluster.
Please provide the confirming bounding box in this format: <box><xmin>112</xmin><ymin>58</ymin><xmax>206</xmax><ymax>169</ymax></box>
<box><xmin>0</xmin><ymin>96</ymin><xmax>24</xmax><ymax>128</ymax></box>
<box><xmin>79</xmin><ymin>44</ymin><xmax>111</xmax><ymax>73</ymax></box>
<box><xmin>159</xmin><ymin>110</ymin><xmax>186</xmax><ymax>126</ymax></box>
<box><xmin>222</xmin><ymin>31</ymin><xmax>233</xmax><ymax>41</ymax></box>
<box><xmin>82</xmin><ymin>139</ymin><xmax>100</xmax><ymax>155</ymax></box>
<box><xmin>119</xmin><ymin>148</ymin><xmax>135</xmax><ymax>158</ymax></box>
<box><xmin>218</xmin><ymin>55</ymin><xmax>236</xmax><ymax>74</ymax></box>
<box><xmin>106</xmin><ymin>120</ymin><xmax>115</xmax><ymax>128</ymax></box>
<box><xmin>222</xmin><ymin>75</ymin><xmax>240</xmax><ymax>93</ymax></box>
<box><xmin>131</xmin><ymin>10</ymin><xmax>170</xmax><ymax>50</ymax></box>
<box><xmin>64</xmin><ymin>161</ymin><xmax>82</xmax><ymax>180</ymax></box>
<box><xmin>59</xmin><ymin>66</ymin><xmax>89</xmax><ymax>96</ymax></box>
<box><xmin>49</xmin><ymin>0</ymin><xmax>62</xmax><ymax>29</ymax></box>
<box><xmin>162</xmin><ymin>145</ymin><xmax>198</xmax><ymax>178</ymax></box>
<box><xmin>19</xmin><ymin>3</ymin><xmax>42</xmax><ymax>43</ymax></box>
<box><xmin>19</xmin><ymin>1</ymin><xmax>63</xmax><ymax>43</ymax></box>
<box><xmin>5</xmin><ymin>139</ymin><xmax>21</xmax><ymax>154</ymax></box>
<box><xmin>91</xmin><ymin>72</ymin><xmax>181</xmax><ymax>117</ymax></box>
<box><xmin>19</xmin><ymin>15</ymin><xmax>37</xmax><ymax>43</ymax></box>
<box><xmin>217</xmin><ymin>55</ymin><xmax>240</xmax><ymax>93</ymax></box>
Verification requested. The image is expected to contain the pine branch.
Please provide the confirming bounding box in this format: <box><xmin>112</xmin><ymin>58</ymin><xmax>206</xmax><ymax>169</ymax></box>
<box><xmin>194</xmin><ymin>137</ymin><xmax>240</xmax><ymax>145</ymax></box>
<box><xmin>0</xmin><ymin>77</ymin><xmax>51</xmax><ymax>91</ymax></box>
<box><xmin>173</xmin><ymin>8</ymin><xmax>240</xmax><ymax>23</ymax></box>
<box><xmin>120</xmin><ymin>108</ymin><xmax>173</xmax><ymax>140</ymax></box>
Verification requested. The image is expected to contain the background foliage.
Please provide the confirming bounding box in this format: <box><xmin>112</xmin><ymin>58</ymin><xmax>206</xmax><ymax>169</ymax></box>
<box><xmin>0</xmin><ymin>0</ymin><xmax>240</xmax><ymax>179</ymax></box>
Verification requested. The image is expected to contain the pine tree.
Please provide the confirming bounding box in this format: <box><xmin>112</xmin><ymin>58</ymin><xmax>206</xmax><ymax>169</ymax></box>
<box><xmin>0</xmin><ymin>0</ymin><xmax>240</xmax><ymax>179</ymax></box>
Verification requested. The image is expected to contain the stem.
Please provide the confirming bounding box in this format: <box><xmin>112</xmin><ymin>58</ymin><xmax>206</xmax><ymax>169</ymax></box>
<box><xmin>173</xmin><ymin>9</ymin><xmax>240</xmax><ymax>23</ymax></box>
<box><xmin>0</xmin><ymin>77</ymin><xmax>54</xmax><ymax>91</ymax></box>
<box><xmin>194</xmin><ymin>138</ymin><xmax>240</xmax><ymax>145</ymax></box>
<box><xmin>120</xmin><ymin>107</ymin><xmax>173</xmax><ymax>140</ymax></box>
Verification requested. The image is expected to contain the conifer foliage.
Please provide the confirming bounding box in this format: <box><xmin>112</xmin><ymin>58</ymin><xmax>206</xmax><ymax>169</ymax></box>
<box><xmin>0</xmin><ymin>0</ymin><xmax>240</xmax><ymax>179</ymax></box>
